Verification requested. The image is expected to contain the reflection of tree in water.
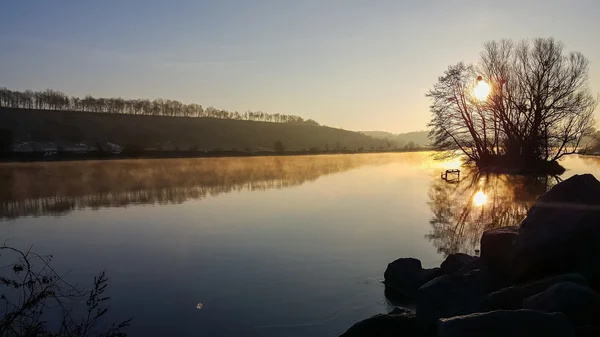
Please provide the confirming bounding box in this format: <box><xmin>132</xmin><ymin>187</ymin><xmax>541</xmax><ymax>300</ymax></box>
<box><xmin>426</xmin><ymin>169</ymin><xmax>560</xmax><ymax>256</ymax></box>
<box><xmin>0</xmin><ymin>155</ymin><xmax>399</xmax><ymax>219</ymax></box>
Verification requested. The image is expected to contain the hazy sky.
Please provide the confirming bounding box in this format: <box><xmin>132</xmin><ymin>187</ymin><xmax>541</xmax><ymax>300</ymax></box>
<box><xmin>2</xmin><ymin>1</ymin><xmax>599</xmax><ymax>132</ymax></box>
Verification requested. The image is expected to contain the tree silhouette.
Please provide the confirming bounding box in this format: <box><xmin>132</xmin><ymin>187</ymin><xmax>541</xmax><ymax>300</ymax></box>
<box><xmin>427</xmin><ymin>38</ymin><xmax>597</xmax><ymax>166</ymax></box>
<box><xmin>0</xmin><ymin>88</ymin><xmax>317</xmax><ymax>125</ymax></box>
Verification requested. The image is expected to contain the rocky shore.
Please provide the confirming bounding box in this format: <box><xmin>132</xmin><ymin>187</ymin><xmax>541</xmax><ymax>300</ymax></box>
<box><xmin>341</xmin><ymin>174</ymin><xmax>600</xmax><ymax>337</ymax></box>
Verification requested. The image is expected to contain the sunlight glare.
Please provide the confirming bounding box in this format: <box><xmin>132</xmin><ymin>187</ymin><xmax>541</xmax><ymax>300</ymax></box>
<box><xmin>473</xmin><ymin>191</ymin><xmax>488</xmax><ymax>206</ymax></box>
<box><xmin>474</xmin><ymin>80</ymin><xmax>491</xmax><ymax>101</ymax></box>
<box><xmin>443</xmin><ymin>158</ymin><xmax>462</xmax><ymax>170</ymax></box>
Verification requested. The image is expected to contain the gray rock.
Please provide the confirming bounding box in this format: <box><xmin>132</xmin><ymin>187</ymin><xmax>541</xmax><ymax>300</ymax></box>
<box><xmin>440</xmin><ymin>253</ymin><xmax>480</xmax><ymax>275</ymax></box>
<box><xmin>438</xmin><ymin>310</ymin><xmax>576</xmax><ymax>337</ymax></box>
<box><xmin>417</xmin><ymin>269</ymin><xmax>504</xmax><ymax>324</ymax></box>
<box><xmin>384</xmin><ymin>258</ymin><xmax>442</xmax><ymax>298</ymax></box>
<box><xmin>513</xmin><ymin>174</ymin><xmax>600</xmax><ymax>288</ymax></box>
<box><xmin>480</xmin><ymin>226</ymin><xmax>519</xmax><ymax>277</ymax></box>
<box><xmin>339</xmin><ymin>309</ymin><xmax>416</xmax><ymax>337</ymax></box>
<box><xmin>523</xmin><ymin>282</ymin><xmax>600</xmax><ymax>327</ymax></box>
<box><xmin>481</xmin><ymin>273</ymin><xmax>588</xmax><ymax>311</ymax></box>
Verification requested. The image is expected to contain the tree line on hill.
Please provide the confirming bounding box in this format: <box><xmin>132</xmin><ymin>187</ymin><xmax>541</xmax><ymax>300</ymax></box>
<box><xmin>0</xmin><ymin>88</ymin><xmax>319</xmax><ymax>125</ymax></box>
<box><xmin>360</xmin><ymin>130</ymin><xmax>430</xmax><ymax>148</ymax></box>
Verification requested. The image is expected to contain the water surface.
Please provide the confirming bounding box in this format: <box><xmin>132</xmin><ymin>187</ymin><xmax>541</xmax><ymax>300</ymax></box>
<box><xmin>1</xmin><ymin>153</ymin><xmax>600</xmax><ymax>336</ymax></box>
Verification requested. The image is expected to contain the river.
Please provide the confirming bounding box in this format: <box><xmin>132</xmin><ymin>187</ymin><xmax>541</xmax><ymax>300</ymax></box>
<box><xmin>1</xmin><ymin>153</ymin><xmax>600</xmax><ymax>336</ymax></box>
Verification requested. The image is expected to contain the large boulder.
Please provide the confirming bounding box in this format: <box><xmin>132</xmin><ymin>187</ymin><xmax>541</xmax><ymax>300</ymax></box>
<box><xmin>480</xmin><ymin>226</ymin><xmax>519</xmax><ymax>277</ymax></box>
<box><xmin>339</xmin><ymin>308</ymin><xmax>416</xmax><ymax>337</ymax></box>
<box><xmin>384</xmin><ymin>258</ymin><xmax>442</xmax><ymax>299</ymax></box>
<box><xmin>513</xmin><ymin>174</ymin><xmax>600</xmax><ymax>288</ymax></box>
<box><xmin>416</xmin><ymin>269</ymin><xmax>505</xmax><ymax>324</ymax></box>
<box><xmin>480</xmin><ymin>273</ymin><xmax>588</xmax><ymax>311</ymax></box>
<box><xmin>438</xmin><ymin>310</ymin><xmax>576</xmax><ymax>337</ymax></box>
<box><xmin>576</xmin><ymin>325</ymin><xmax>600</xmax><ymax>337</ymax></box>
<box><xmin>523</xmin><ymin>282</ymin><xmax>600</xmax><ymax>327</ymax></box>
<box><xmin>383</xmin><ymin>286</ymin><xmax>416</xmax><ymax>310</ymax></box>
<box><xmin>440</xmin><ymin>253</ymin><xmax>480</xmax><ymax>275</ymax></box>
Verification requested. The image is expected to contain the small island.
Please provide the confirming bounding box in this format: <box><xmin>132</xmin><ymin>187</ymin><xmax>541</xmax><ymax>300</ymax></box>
<box><xmin>426</xmin><ymin>38</ymin><xmax>597</xmax><ymax>175</ymax></box>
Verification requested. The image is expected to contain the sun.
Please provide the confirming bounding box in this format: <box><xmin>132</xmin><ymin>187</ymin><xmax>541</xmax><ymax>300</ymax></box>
<box><xmin>473</xmin><ymin>191</ymin><xmax>488</xmax><ymax>206</ymax></box>
<box><xmin>474</xmin><ymin>80</ymin><xmax>491</xmax><ymax>101</ymax></box>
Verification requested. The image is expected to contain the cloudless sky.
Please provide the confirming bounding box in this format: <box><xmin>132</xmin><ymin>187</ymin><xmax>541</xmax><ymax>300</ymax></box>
<box><xmin>1</xmin><ymin>0</ymin><xmax>599</xmax><ymax>132</ymax></box>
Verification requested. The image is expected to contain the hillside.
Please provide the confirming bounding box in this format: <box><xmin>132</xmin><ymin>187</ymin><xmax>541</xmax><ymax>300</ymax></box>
<box><xmin>0</xmin><ymin>108</ymin><xmax>387</xmax><ymax>151</ymax></box>
<box><xmin>360</xmin><ymin>130</ymin><xmax>430</xmax><ymax>147</ymax></box>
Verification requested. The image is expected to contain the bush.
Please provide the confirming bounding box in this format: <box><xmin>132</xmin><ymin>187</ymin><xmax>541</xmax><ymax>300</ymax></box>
<box><xmin>274</xmin><ymin>141</ymin><xmax>285</xmax><ymax>153</ymax></box>
<box><xmin>0</xmin><ymin>245</ymin><xmax>130</xmax><ymax>336</ymax></box>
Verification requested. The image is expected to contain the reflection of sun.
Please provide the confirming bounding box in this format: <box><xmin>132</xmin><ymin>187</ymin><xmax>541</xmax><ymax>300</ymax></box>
<box><xmin>443</xmin><ymin>158</ymin><xmax>462</xmax><ymax>170</ymax></box>
<box><xmin>473</xmin><ymin>191</ymin><xmax>488</xmax><ymax>206</ymax></box>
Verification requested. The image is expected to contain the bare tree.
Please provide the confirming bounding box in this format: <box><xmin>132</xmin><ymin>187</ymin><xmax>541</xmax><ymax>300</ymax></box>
<box><xmin>428</xmin><ymin>38</ymin><xmax>597</xmax><ymax>168</ymax></box>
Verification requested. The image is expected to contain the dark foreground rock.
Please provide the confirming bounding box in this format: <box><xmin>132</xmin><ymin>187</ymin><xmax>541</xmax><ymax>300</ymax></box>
<box><xmin>513</xmin><ymin>174</ymin><xmax>600</xmax><ymax>288</ymax></box>
<box><xmin>576</xmin><ymin>325</ymin><xmax>600</xmax><ymax>337</ymax></box>
<box><xmin>440</xmin><ymin>253</ymin><xmax>480</xmax><ymax>275</ymax></box>
<box><xmin>417</xmin><ymin>269</ymin><xmax>505</xmax><ymax>324</ymax></box>
<box><xmin>438</xmin><ymin>310</ymin><xmax>575</xmax><ymax>337</ymax></box>
<box><xmin>384</xmin><ymin>258</ymin><xmax>442</xmax><ymax>298</ymax></box>
<box><xmin>480</xmin><ymin>273</ymin><xmax>588</xmax><ymax>311</ymax></box>
<box><xmin>480</xmin><ymin>226</ymin><xmax>519</xmax><ymax>277</ymax></box>
<box><xmin>339</xmin><ymin>308</ymin><xmax>416</xmax><ymax>337</ymax></box>
<box><xmin>523</xmin><ymin>282</ymin><xmax>600</xmax><ymax>327</ymax></box>
<box><xmin>344</xmin><ymin>174</ymin><xmax>600</xmax><ymax>336</ymax></box>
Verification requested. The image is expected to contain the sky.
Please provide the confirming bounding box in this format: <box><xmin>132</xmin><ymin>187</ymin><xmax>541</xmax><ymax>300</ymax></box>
<box><xmin>1</xmin><ymin>0</ymin><xmax>600</xmax><ymax>133</ymax></box>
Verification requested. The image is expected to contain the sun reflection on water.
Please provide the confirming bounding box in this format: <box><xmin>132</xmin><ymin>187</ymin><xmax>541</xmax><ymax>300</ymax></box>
<box><xmin>472</xmin><ymin>190</ymin><xmax>488</xmax><ymax>206</ymax></box>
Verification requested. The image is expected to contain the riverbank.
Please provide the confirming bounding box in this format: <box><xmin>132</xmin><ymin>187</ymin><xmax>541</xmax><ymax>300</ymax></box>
<box><xmin>342</xmin><ymin>174</ymin><xmax>600</xmax><ymax>336</ymax></box>
<box><xmin>0</xmin><ymin>107</ymin><xmax>394</xmax><ymax>154</ymax></box>
<box><xmin>475</xmin><ymin>155</ymin><xmax>566</xmax><ymax>175</ymax></box>
<box><xmin>0</xmin><ymin>148</ymin><xmax>428</xmax><ymax>163</ymax></box>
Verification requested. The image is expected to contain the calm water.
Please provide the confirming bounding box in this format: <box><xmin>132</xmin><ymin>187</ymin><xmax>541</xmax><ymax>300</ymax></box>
<box><xmin>2</xmin><ymin>153</ymin><xmax>600</xmax><ymax>336</ymax></box>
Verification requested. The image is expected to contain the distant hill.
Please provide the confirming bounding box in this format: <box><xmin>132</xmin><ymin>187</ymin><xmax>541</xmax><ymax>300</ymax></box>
<box><xmin>360</xmin><ymin>130</ymin><xmax>430</xmax><ymax>147</ymax></box>
<box><xmin>0</xmin><ymin>108</ymin><xmax>388</xmax><ymax>151</ymax></box>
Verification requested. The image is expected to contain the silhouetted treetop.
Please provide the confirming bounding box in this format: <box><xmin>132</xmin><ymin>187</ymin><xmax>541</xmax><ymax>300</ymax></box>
<box><xmin>427</xmin><ymin>38</ymin><xmax>597</xmax><ymax>169</ymax></box>
<box><xmin>0</xmin><ymin>88</ymin><xmax>319</xmax><ymax>125</ymax></box>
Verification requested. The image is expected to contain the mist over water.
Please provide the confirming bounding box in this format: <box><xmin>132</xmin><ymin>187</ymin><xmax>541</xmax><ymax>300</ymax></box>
<box><xmin>2</xmin><ymin>153</ymin><xmax>600</xmax><ymax>336</ymax></box>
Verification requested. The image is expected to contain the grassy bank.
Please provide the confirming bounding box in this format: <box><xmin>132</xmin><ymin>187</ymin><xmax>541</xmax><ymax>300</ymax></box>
<box><xmin>0</xmin><ymin>107</ymin><xmax>390</xmax><ymax>152</ymax></box>
<box><xmin>0</xmin><ymin>148</ymin><xmax>429</xmax><ymax>163</ymax></box>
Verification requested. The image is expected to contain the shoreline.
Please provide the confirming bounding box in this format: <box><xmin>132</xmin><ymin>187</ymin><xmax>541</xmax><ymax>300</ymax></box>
<box><xmin>0</xmin><ymin>148</ymin><xmax>428</xmax><ymax>163</ymax></box>
<box><xmin>342</xmin><ymin>174</ymin><xmax>600</xmax><ymax>336</ymax></box>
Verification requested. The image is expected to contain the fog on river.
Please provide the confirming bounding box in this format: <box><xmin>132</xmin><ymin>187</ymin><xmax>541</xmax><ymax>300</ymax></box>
<box><xmin>1</xmin><ymin>153</ymin><xmax>600</xmax><ymax>336</ymax></box>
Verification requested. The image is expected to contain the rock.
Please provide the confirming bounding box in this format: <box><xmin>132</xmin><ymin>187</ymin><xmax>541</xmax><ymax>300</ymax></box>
<box><xmin>416</xmin><ymin>269</ymin><xmax>505</xmax><ymax>324</ymax></box>
<box><xmin>513</xmin><ymin>174</ymin><xmax>600</xmax><ymax>288</ymax></box>
<box><xmin>384</xmin><ymin>258</ymin><xmax>442</xmax><ymax>298</ymax></box>
<box><xmin>339</xmin><ymin>309</ymin><xmax>416</xmax><ymax>337</ymax></box>
<box><xmin>383</xmin><ymin>286</ymin><xmax>416</xmax><ymax>310</ymax></box>
<box><xmin>523</xmin><ymin>282</ymin><xmax>600</xmax><ymax>327</ymax></box>
<box><xmin>438</xmin><ymin>310</ymin><xmax>576</xmax><ymax>337</ymax></box>
<box><xmin>576</xmin><ymin>325</ymin><xmax>600</xmax><ymax>337</ymax></box>
<box><xmin>481</xmin><ymin>273</ymin><xmax>588</xmax><ymax>311</ymax></box>
<box><xmin>480</xmin><ymin>226</ymin><xmax>519</xmax><ymax>277</ymax></box>
<box><xmin>440</xmin><ymin>253</ymin><xmax>480</xmax><ymax>275</ymax></box>
<box><xmin>387</xmin><ymin>306</ymin><xmax>415</xmax><ymax>316</ymax></box>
